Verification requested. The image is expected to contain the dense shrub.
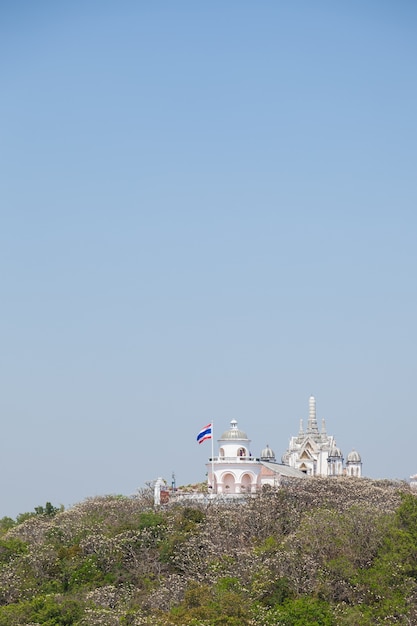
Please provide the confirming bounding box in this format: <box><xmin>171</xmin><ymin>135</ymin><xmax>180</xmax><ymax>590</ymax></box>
<box><xmin>0</xmin><ymin>480</ymin><xmax>415</xmax><ymax>625</ymax></box>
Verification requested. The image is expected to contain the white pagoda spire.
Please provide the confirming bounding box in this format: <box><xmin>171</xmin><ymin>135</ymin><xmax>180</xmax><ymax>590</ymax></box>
<box><xmin>307</xmin><ymin>395</ymin><xmax>319</xmax><ymax>435</ymax></box>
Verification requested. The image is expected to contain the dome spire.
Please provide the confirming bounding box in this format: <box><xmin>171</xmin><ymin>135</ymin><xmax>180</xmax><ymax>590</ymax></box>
<box><xmin>307</xmin><ymin>395</ymin><xmax>319</xmax><ymax>435</ymax></box>
<box><xmin>219</xmin><ymin>420</ymin><xmax>249</xmax><ymax>440</ymax></box>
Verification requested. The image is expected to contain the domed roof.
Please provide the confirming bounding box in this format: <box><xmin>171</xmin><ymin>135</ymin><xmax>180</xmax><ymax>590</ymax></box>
<box><xmin>328</xmin><ymin>446</ymin><xmax>343</xmax><ymax>458</ymax></box>
<box><xmin>260</xmin><ymin>444</ymin><xmax>276</xmax><ymax>461</ymax></box>
<box><xmin>347</xmin><ymin>449</ymin><xmax>361</xmax><ymax>463</ymax></box>
<box><xmin>281</xmin><ymin>451</ymin><xmax>290</xmax><ymax>465</ymax></box>
<box><xmin>220</xmin><ymin>419</ymin><xmax>249</xmax><ymax>440</ymax></box>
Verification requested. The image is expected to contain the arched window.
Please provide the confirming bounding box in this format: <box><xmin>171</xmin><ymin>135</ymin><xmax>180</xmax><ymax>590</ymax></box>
<box><xmin>222</xmin><ymin>473</ymin><xmax>236</xmax><ymax>494</ymax></box>
<box><xmin>241</xmin><ymin>473</ymin><xmax>252</xmax><ymax>492</ymax></box>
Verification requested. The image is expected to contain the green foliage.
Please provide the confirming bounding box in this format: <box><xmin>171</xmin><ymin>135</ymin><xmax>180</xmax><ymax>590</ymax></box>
<box><xmin>158</xmin><ymin>506</ymin><xmax>205</xmax><ymax>566</ymax></box>
<box><xmin>397</xmin><ymin>492</ymin><xmax>417</xmax><ymax>537</ymax></box>
<box><xmin>181</xmin><ymin>506</ymin><xmax>205</xmax><ymax>525</ymax></box>
<box><xmin>66</xmin><ymin>556</ymin><xmax>104</xmax><ymax>589</ymax></box>
<box><xmin>254</xmin><ymin>534</ymin><xmax>279</xmax><ymax>554</ymax></box>
<box><xmin>16</xmin><ymin>501</ymin><xmax>63</xmax><ymax>525</ymax></box>
<box><xmin>137</xmin><ymin>511</ymin><xmax>165</xmax><ymax>531</ymax></box>
<box><xmin>30</xmin><ymin>595</ymin><xmax>82</xmax><ymax>625</ymax></box>
<box><xmin>0</xmin><ymin>537</ymin><xmax>27</xmax><ymax>564</ymax></box>
<box><xmin>169</xmin><ymin>578</ymin><xmax>251</xmax><ymax>625</ymax></box>
<box><xmin>0</xmin><ymin>595</ymin><xmax>81</xmax><ymax>626</ymax></box>
<box><xmin>349</xmin><ymin>492</ymin><xmax>417</xmax><ymax>623</ymax></box>
<box><xmin>0</xmin><ymin>482</ymin><xmax>415</xmax><ymax>625</ymax></box>
<box><xmin>35</xmin><ymin>501</ymin><xmax>63</xmax><ymax>517</ymax></box>
<box><xmin>259</xmin><ymin>576</ymin><xmax>293</xmax><ymax>607</ymax></box>
<box><xmin>15</xmin><ymin>510</ymin><xmax>36</xmax><ymax>524</ymax></box>
<box><xmin>254</xmin><ymin>597</ymin><xmax>334</xmax><ymax>626</ymax></box>
<box><xmin>0</xmin><ymin>517</ymin><xmax>15</xmax><ymax>535</ymax></box>
<box><xmin>0</xmin><ymin>602</ymin><xmax>32</xmax><ymax>626</ymax></box>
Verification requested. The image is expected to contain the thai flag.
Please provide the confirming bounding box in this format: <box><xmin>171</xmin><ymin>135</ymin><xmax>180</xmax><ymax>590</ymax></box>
<box><xmin>196</xmin><ymin>423</ymin><xmax>212</xmax><ymax>444</ymax></box>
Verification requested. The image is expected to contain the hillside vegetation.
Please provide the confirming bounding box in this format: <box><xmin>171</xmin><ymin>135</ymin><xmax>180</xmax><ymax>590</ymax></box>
<box><xmin>0</xmin><ymin>478</ymin><xmax>416</xmax><ymax>625</ymax></box>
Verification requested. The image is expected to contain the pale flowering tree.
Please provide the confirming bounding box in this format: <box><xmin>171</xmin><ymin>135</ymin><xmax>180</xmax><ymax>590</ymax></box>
<box><xmin>0</xmin><ymin>481</ymin><xmax>415</xmax><ymax>625</ymax></box>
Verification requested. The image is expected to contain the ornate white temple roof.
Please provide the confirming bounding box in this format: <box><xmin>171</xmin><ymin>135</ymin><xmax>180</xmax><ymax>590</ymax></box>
<box><xmin>281</xmin><ymin>395</ymin><xmax>363</xmax><ymax>478</ymax></box>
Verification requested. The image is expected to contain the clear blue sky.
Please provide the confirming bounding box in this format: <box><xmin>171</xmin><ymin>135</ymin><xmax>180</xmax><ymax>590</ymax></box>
<box><xmin>1</xmin><ymin>1</ymin><xmax>416</xmax><ymax>517</ymax></box>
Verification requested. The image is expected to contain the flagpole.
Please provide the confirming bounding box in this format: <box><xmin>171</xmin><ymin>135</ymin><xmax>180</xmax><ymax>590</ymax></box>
<box><xmin>211</xmin><ymin>421</ymin><xmax>214</xmax><ymax>493</ymax></box>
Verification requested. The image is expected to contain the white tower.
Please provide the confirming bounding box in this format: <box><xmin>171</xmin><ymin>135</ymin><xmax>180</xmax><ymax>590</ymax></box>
<box><xmin>346</xmin><ymin>450</ymin><xmax>362</xmax><ymax>477</ymax></box>
<box><xmin>208</xmin><ymin>420</ymin><xmax>259</xmax><ymax>494</ymax></box>
<box><xmin>327</xmin><ymin>446</ymin><xmax>344</xmax><ymax>476</ymax></box>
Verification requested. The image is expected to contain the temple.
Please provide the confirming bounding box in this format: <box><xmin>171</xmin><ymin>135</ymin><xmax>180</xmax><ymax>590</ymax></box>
<box><xmin>206</xmin><ymin>395</ymin><xmax>362</xmax><ymax>494</ymax></box>
<box><xmin>282</xmin><ymin>395</ymin><xmax>362</xmax><ymax>477</ymax></box>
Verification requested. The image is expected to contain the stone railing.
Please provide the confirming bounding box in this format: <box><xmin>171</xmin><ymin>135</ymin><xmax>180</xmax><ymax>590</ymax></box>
<box><xmin>209</xmin><ymin>456</ymin><xmax>260</xmax><ymax>462</ymax></box>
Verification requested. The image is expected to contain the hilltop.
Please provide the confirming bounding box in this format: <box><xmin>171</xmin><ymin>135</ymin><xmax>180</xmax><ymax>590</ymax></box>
<box><xmin>0</xmin><ymin>478</ymin><xmax>416</xmax><ymax>625</ymax></box>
